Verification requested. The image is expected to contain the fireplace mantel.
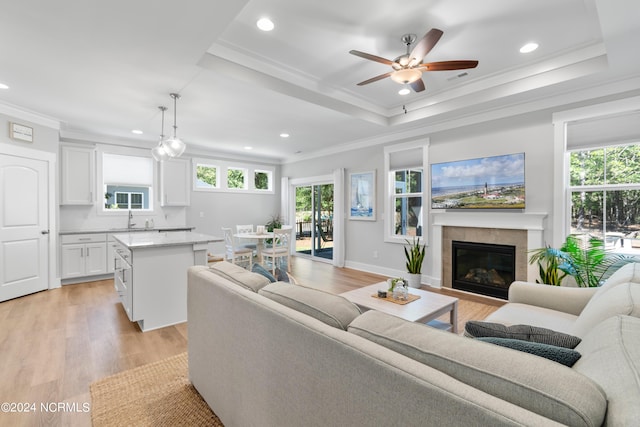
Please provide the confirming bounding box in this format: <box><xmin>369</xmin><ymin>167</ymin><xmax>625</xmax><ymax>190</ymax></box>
<box><xmin>432</xmin><ymin>211</ymin><xmax>547</xmax><ymax>231</ymax></box>
<box><xmin>428</xmin><ymin>212</ymin><xmax>548</xmax><ymax>288</ymax></box>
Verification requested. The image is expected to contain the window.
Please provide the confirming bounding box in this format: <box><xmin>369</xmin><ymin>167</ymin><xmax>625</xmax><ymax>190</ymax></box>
<box><xmin>192</xmin><ymin>158</ymin><xmax>275</xmax><ymax>194</ymax></box>
<box><xmin>195</xmin><ymin>163</ymin><xmax>219</xmax><ymax>189</ymax></box>
<box><xmin>569</xmin><ymin>143</ymin><xmax>640</xmax><ymax>244</ymax></box>
<box><xmin>228</xmin><ymin>167</ymin><xmax>247</xmax><ymax>190</ymax></box>
<box><xmin>393</xmin><ymin>169</ymin><xmax>423</xmax><ymax>237</ymax></box>
<box><xmin>114</xmin><ymin>191</ymin><xmax>144</xmax><ymax>209</ymax></box>
<box><xmin>254</xmin><ymin>170</ymin><xmax>272</xmax><ymax>191</ymax></box>
<box><xmin>102</xmin><ymin>152</ymin><xmax>153</xmax><ymax>211</ymax></box>
<box><xmin>384</xmin><ymin>140</ymin><xmax>428</xmax><ymax>243</ymax></box>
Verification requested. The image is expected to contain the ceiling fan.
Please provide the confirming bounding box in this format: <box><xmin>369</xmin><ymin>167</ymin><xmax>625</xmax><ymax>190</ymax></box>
<box><xmin>349</xmin><ymin>28</ymin><xmax>478</xmax><ymax>92</ymax></box>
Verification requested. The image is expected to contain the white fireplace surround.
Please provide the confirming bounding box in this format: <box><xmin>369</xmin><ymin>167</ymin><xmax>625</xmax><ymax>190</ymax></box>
<box><xmin>429</xmin><ymin>211</ymin><xmax>548</xmax><ymax>288</ymax></box>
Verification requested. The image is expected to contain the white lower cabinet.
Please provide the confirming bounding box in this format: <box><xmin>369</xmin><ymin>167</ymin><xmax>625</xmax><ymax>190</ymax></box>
<box><xmin>60</xmin><ymin>234</ymin><xmax>107</xmax><ymax>279</ymax></box>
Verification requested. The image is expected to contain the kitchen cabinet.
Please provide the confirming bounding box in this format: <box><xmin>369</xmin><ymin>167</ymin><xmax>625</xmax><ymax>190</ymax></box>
<box><xmin>160</xmin><ymin>158</ymin><xmax>190</xmax><ymax>206</ymax></box>
<box><xmin>107</xmin><ymin>234</ymin><xmax>120</xmax><ymax>273</ymax></box>
<box><xmin>61</xmin><ymin>145</ymin><xmax>95</xmax><ymax>205</ymax></box>
<box><xmin>111</xmin><ymin>231</ymin><xmax>222</xmax><ymax>331</ymax></box>
<box><xmin>60</xmin><ymin>233</ymin><xmax>106</xmax><ymax>278</ymax></box>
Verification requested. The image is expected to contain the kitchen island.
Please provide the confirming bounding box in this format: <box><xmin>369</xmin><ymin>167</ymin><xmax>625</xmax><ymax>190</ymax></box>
<box><xmin>112</xmin><ymin>231</ymin><xmax>222</xmax><ymax>332</ymax></box>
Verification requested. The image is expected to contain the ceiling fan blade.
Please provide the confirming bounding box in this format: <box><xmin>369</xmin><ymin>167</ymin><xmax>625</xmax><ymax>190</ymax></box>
<box><xmin>356</xmin><ymin>72</ymin><xmax>392</xmax><ymax>86</ymax></box>
<box><xmin>349</xmin><ymin>50</ymin><xmax>395</xmax><ymax>66</ymax></box>
<box><xmin>419</xmin><ymin>60</ymin><xmax>479</xmax><ymax>71</ymax></box>
<box><xmin>410</xmin><ymin>78</ymin><xmax>425</xmax><ymax>92</ymax></box>
<box><xmin>408</xmin><ymin>28</ymin><xmax>444</xmax><ymax>66</ymax></box>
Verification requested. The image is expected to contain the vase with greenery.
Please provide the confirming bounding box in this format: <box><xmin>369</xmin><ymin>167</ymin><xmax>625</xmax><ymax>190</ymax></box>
<box><xmin>529</xmin><ymin>234</ymin><xmax>634</xmax><ymax>287</ymax></box>
<box><xmin>265</xmin><ymin>215</ymin><xmax>283</xmax><ymax>232</ymax></box>
<box><xmin>404</xmin><ymin>237</ymin><xmax>426</xmax><ymax>288</ymax></box>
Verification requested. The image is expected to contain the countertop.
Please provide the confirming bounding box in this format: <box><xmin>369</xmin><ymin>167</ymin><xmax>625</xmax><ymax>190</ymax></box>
<box><xmin>59</xmin><ymin>226</ymin><xmax>195</xmax><ymax>235</ymax></box>
<box><xmin>111</xmin><ymin>231</ymin><xmax>223</xmax><ymax>249</ymax></box>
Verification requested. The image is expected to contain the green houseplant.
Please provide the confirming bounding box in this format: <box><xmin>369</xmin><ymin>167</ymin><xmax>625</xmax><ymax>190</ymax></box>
<box><xmin>529</xmin><ymin>234</ymin><xmax>634</xmax><ymax>287</ymax></box>
<box><xmin>404</xmin><ymin>237</ymin><xmax>426</xmax><ymax>288</ymax></box>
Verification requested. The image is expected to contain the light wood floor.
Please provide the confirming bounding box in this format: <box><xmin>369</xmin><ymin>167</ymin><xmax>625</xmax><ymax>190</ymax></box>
<box><xmin>0</xmin><ymin>257</ymin><xmax>503</xmax><ymax>427</ymax></box>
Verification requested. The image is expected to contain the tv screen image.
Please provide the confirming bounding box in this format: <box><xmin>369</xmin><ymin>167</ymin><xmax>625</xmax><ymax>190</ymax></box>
<box><xmin>431</xmin><ymin>153</ymin><xmax>525</xmax><ymax>209</ymax></box>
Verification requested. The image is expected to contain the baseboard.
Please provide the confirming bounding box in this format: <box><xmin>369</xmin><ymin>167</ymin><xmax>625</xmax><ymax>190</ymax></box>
<box><xmin>344</xmin><ymin>260</ymin><xmax>441</xmax><ymax>288</ymax></box>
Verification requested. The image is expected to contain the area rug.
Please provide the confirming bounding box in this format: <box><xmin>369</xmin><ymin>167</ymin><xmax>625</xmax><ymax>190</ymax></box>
<box><xmin>90</xmin><ymin>352</ymin><xmax>223</xmax><ymax>426</ymax></box>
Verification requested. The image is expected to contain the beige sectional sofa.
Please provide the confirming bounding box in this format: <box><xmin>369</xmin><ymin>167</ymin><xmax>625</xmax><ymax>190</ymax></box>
<box><xmin>188</xmin><ymin>261</ymin><xmax>640</xmax><ymax>427</ymax></box>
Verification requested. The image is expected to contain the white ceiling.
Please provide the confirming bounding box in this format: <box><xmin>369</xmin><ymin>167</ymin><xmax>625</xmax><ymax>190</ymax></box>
<box><xmin>0</xmin><ymin>0</ymin><xmax>638</xmax><ymax>162</ymax></box>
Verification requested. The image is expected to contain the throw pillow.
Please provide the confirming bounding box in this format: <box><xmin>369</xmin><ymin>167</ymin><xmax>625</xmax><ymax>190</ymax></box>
<box><xmin>476</xmin><ymin>337</ymin><xmax>582</xmax><ymax>367</ymax></box>
<box><xmin>464</xmin><ymin>321</ymin><xmax>581</xmax><ymax>348</ymax></box>
<box><xmin>251</xmin><ymin>263</ymin><xmax>277</xmax><ymax>282</ymax></box>
<box><xmin>259</xmin><ymin>282</ymin><xmax>361</xmax><ymax>330</ymax></box>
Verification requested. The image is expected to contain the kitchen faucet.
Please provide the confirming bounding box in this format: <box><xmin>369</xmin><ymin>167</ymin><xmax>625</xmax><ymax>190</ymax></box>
<box><xmin>128</xmin><ymin>210</ymin><xmax>136</xmax><ymax>229</ymax></box>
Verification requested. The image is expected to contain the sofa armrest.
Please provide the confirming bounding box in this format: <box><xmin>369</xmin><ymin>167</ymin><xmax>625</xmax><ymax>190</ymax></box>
<box><xmin>508</xmin><ymin>281</ymin><xmax>598</xmax><ymax>316</ymax></box>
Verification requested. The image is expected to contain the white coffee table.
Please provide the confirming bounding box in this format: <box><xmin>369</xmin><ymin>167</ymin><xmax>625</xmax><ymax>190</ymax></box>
<box><xmin>340</xmin><ymin>283</ymin><xmax>459</xmax><ymax>333</ymax></box>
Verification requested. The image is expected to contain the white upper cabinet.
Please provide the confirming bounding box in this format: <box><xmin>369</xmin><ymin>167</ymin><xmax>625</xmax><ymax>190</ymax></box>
<box><xmin>61</xmin><ymin>145</ymin><xmax>95</xmax><ymax>205</ymax></box>
<box><xmin>160</xmin><ymin>158</ymin><xmax>190</xmax><ymax>206</ymax></box>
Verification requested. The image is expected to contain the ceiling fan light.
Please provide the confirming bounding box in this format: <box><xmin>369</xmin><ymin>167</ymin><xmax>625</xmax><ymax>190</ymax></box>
<box><xmin>390</xmin><ymin>68</ymin><xmax>422</xmax><ymax>84</ymax></box>
<box><xmin>164</xmin><ymin>137</ymin><xmax>186</xmax><ymax>157</ymax></box>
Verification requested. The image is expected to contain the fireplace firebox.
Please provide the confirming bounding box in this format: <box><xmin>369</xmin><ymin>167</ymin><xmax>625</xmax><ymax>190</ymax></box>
<box><xmin>452</xmin><ymin>240</ymin><xmax>515</xmax><ymax>299</ymax></box>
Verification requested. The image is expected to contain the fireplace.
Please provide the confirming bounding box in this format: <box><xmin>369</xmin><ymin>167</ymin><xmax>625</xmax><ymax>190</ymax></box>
<box><xmin>452</xmin><ymin>240</ymin><xmax>516</xmax><ymax>299</ymax></box>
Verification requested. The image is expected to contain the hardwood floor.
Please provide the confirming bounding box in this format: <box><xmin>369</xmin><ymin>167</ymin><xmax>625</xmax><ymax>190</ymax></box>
<box><xmin>0</xmin><ymin>257</ymin><xmax>503</xmax><ymax>427</ymax></box>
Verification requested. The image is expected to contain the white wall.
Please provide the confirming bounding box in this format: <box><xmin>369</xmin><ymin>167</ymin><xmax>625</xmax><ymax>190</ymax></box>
<box><xmin>281</xmin><ymin>111</ymin><xmax>555</xmax><ymax>284</ymax></box>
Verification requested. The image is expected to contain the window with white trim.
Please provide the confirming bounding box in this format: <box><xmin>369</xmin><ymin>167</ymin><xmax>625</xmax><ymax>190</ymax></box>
<box><xmin>568</xmin><ymin>143</ymin><xmax>640</xmax><ymax>244</ymax></box>
<box><xmin>192</xmin><ymin>158</ymin><xmax>275</xmax><ymax>194</ymax></box>
<box><xmin>102</xmin><ymin>153</ymin><xmax>153</xmax><ymax>211</ymax></box>
<box><xmin>384</xmin><ymin>140</ymin><xmax>428</xmax><ymax>243</ymax></box>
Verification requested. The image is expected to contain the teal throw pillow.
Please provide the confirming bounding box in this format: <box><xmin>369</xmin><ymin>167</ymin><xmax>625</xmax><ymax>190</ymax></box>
<box><xmin>252</xmin><ymin>263</ymin><xmax>277</xmax><ymax>282</ymax></box>
<box><xmin>477</xmin><ymin>337</ymin><xmax>582</xmax><ymax>367</ymax></box>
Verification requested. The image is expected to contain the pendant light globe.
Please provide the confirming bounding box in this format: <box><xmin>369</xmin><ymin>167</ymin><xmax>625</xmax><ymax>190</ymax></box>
<box><xmin>165</xmin><ymin>93</ymin><xmax>186</xmax><ymax>158</ymax></box>
<box><xmin>151</xmin><ymin>106</ymin><xmax>171</xmax><ymax>161</ymax></box>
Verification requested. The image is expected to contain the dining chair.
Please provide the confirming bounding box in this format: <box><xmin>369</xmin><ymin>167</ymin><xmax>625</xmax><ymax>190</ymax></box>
<box><xmin>260</xmin><ymin>228</ymin><xmax>291</xmax><ymax>276</ymax></box>
<box><xmin>236</xmin><ymin>224</ymin><xmax>257</xmax><ymax>254</ymax></box>
<box><xmin>222</xmin><ymin>227</ymin><xmax>253</xmax><ymax>269</ymax></box>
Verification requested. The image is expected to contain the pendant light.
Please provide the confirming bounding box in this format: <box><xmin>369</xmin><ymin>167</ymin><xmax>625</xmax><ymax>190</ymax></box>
<box><xmin>164</xmin><ymin>92</ymin><xmax>186</xmax><ymax>157</ymax></box>
<box><xmin>151</xmin><ymin>106</ymin><xmax>170</xmax><ymax>161</ymax></box>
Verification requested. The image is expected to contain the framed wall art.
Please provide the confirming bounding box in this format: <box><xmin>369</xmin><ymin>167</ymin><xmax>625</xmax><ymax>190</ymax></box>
<box><xmin>349</xmin><ymin>170</ymin><xmax>376</xmax><ymax>220</ymax></box>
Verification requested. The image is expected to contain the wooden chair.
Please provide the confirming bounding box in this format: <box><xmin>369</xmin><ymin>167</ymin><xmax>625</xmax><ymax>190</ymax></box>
<box><xmin>260</xmin><ymin>228</ymin><xmax>291</xmax><ymax>276</ymax></box>
<box><xmin>222</xmin><ymin>227</ymin><xmax>253</xmax><ymax>269</ymax></box>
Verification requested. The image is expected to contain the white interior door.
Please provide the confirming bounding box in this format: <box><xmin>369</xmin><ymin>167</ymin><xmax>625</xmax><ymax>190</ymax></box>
<box><xmin>0</xmin><ymin>154</ymin><xmax>49</xmax><ymax>302</ymax></box>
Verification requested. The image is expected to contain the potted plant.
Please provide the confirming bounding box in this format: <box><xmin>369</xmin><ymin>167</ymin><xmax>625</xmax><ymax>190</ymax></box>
<box><xmin>404</xmin><ymin>237</ymin><xmax>426</xmax><ymax>288</ymax></box>
<box><xmin>529</xmin><ymin>235</ymin><xmax>634</xmax><ymax>287</ymax></box>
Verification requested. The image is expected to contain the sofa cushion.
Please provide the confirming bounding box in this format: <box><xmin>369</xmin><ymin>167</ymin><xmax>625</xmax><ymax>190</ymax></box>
<box><xmin>465</xmin><ymin>321</ymin><xmax>581</xmax><ymax>348</ymax></box>
<box><xmin>476</xmin><ymin>338</ymin><xmax>582</xmax><ymax>367</ymax></box>
<box><xmin>573</xmin><ymin>315</ymin><xmax>640</xmax><ymax>427</ymax></box>
<box><xmin>571</xmin><ymin>282</ymin><xmax>640</xmax><ymax>337</ymax></box>
<box><xmin>484</xmin><ymin>302</ymin><xmax>578</xmax><ymax>335</ymax></box>
<box><xmin>258</xmin><ymin>282</ymin><xmax>361</xmax><ymax>330</ymax></box>
<box><xmin>209</xmin><ymin>261</ymin><xmax>270</xmax><ymax>292</ymax></box>
<box><xmin>348</xmin><ymin>310</ymin><xmax>606</xmax><ymax>427</ymax></box>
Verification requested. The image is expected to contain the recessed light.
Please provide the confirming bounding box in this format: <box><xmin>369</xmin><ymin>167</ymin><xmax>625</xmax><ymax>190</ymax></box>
<box><xmin>520</xmin><ymin>42</ymin><xmax>538</xmax><ymax>53</ymax></box>
<box><xmin>256</xmin><ymin>17</ymin><xmax>274</xmax><ymax>32</ymax></box>
<box><xmin>244</xmin><ymin>146</ymin><xmax>253</xmax><ymax>150</ymax></box>
<box><xmin>398</xmin><ymin>88</ymin><xmax>410</xmax><ymax>96</ymax></box>
<box><xmin>0</xmin><ymin>83</ymin><xmax>9</xmax><ymax>90</ymax></box>
<box><xmin>280</xmin><ymin>133</ymin><xmax>290</xmax><ymax>138</ymax></box>
<box><xmin>131</xmin><ymin>129</ymin><xmax>143</xmax><ymax>135</ymax></box>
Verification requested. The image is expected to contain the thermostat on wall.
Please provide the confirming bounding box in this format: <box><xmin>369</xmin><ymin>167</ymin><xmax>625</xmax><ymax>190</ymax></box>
<box><xmin>9</xmin><ymin>122</ymin><xmax>33</xmax><ymax>142</ymax></box>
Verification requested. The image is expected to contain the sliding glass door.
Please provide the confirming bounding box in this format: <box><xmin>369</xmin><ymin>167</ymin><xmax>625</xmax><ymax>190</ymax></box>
<box><xmin>294</xmin><ymin>183</ymin><xmax>334</xmax><ymax>260</ymax></box>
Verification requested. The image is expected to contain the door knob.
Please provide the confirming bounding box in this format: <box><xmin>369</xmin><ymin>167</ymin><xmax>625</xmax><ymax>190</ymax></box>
<box><xmin>41</xmin><ymin>230</ymin><xmax>50</xmax><ymax>235</ymax></box>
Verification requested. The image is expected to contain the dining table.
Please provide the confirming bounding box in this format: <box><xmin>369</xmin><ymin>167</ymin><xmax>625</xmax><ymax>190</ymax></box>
<box><xmin>234</xmin><ymin>231</ymin><xmax>274</xmax><ymax>258</ymax></box>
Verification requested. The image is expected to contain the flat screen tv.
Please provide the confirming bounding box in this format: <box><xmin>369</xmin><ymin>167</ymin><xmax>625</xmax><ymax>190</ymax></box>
<box><xmin>431</xmin><ymin>153</ymin><xmax>525</xmax><ymax>209</ymax></box>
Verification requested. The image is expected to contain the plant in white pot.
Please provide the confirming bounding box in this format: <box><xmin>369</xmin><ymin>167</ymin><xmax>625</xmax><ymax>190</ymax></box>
<box><xmin>404</xmin><ymin>237</ymin><xmax>426</xmax><ymax>288</ymax></box>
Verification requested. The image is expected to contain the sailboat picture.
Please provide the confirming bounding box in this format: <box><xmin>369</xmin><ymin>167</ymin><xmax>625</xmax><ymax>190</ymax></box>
<box><xmin>349</xmin><ymin>171</ymin><xmax>376</xmax><ymax>220</ymax></box>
